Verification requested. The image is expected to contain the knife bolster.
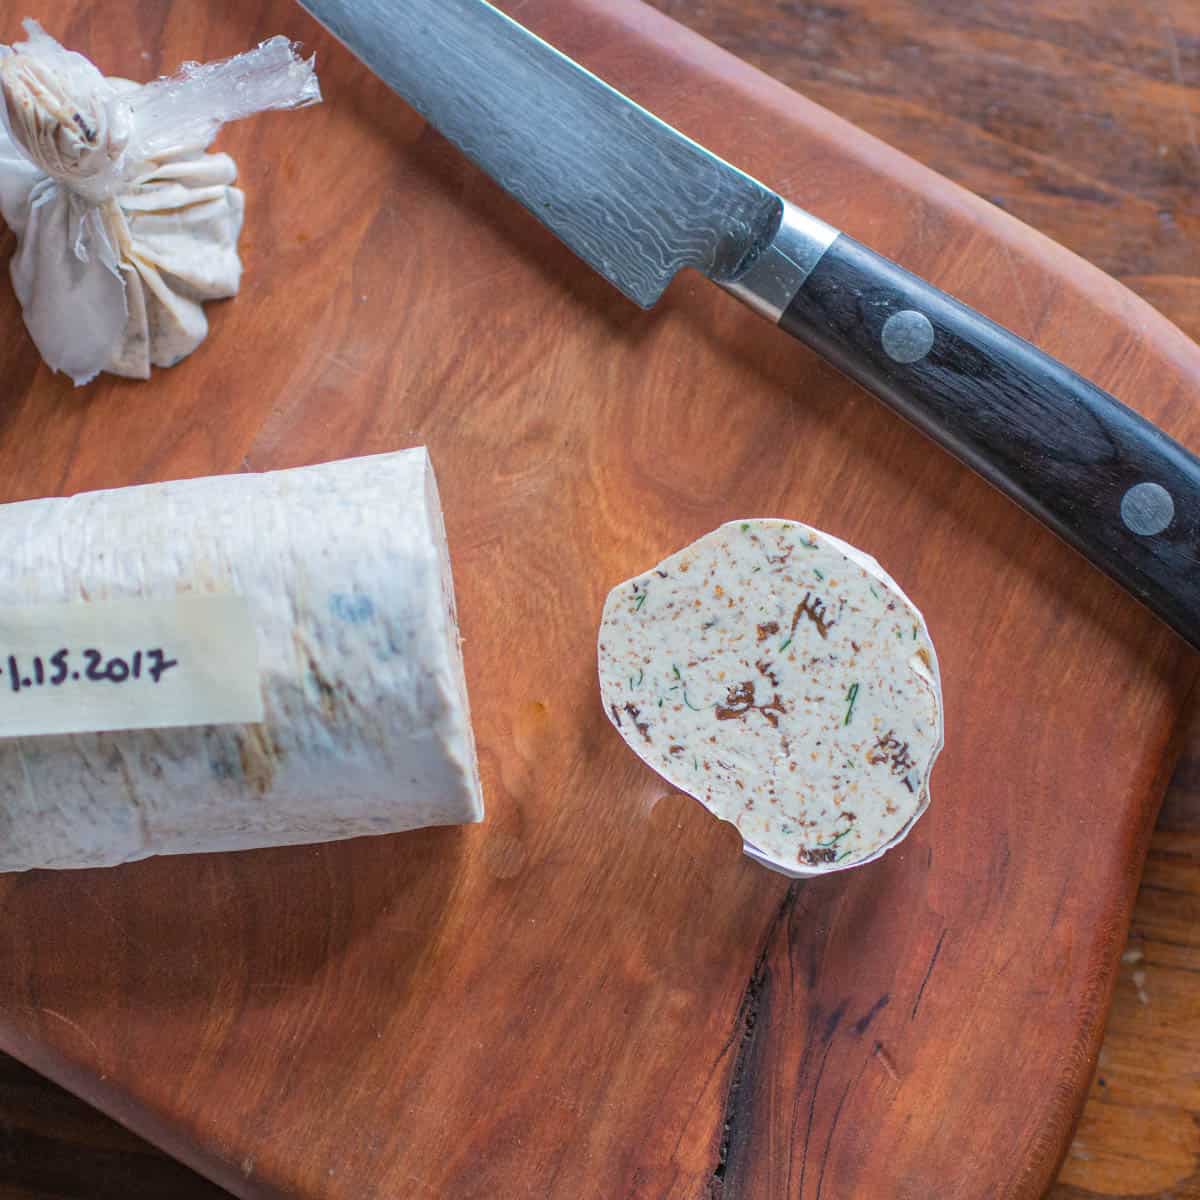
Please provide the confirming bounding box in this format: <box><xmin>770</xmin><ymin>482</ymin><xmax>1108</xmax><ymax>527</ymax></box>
<box><xmin>721</xmin><ymin>201</ymin><xmax>838</xmax><ymax>321</ymax></box>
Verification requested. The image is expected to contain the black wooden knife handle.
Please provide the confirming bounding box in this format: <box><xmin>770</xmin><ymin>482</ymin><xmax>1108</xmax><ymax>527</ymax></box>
<box><xmin>775</xmin><ymin>233</ymin><xmax>1200</xmax><ymax>649</ymax></box>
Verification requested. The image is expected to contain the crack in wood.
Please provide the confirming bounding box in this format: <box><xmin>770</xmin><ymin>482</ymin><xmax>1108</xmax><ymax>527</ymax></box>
<box><xmin>911</xmin><ymin>928</ymin><xmax>947</xmax><ymax>1020</ymax></box>
<box><xmin>708</xmin><ymin>884</ymin><xmax>798</xmax><ymax>1196</ymax></box>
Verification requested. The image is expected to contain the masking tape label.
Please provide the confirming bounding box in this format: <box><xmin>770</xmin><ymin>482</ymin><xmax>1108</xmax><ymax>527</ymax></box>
<box><xmin>0</xmin><ymin>595</ymin><xmax>263</xmax><ymax>737</ymax></box>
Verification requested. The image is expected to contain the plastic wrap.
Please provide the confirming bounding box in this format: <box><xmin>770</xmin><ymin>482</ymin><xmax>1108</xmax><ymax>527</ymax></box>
<box><xmin>0</xmin><ymin>449</ymin><xmax>484</xmax><ymax>871</ymax></box>
<box><xmin>0</xmin><ymin>21</ymin><xmax>320</xmax><ymax>384</ymax></box>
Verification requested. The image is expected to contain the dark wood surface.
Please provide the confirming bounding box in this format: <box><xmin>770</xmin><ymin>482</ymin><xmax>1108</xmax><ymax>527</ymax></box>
<box><xmin>1</xmin><ymin>1</ymin><xmax>1198</xmax><ymax>1198</ymax></box>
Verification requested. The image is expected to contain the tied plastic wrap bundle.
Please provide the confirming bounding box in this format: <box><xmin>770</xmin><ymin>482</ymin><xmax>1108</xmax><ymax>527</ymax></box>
<box><xmin>0</xmin><ymin>449</ymin><xmax>484</xmax><ymax>872</ymax></box>
<box><xmin>0</xmin><ymin>20</ymin><xmax>321</xmax><ymax>384</ymax></box>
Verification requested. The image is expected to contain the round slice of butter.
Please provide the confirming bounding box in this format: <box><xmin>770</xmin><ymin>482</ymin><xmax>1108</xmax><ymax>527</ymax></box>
<box><xmin>597</xmin><ymin>519</ymin><xmax>943</xmax><ymax>876</ymax></box>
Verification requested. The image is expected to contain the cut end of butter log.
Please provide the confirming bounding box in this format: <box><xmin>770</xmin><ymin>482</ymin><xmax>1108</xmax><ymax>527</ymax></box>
<box><xmin>0</xmin><ymin>448</ymin><xmax>483</xmax><ymax>872</ymax></box>
<box><xmin>598</xmin><ymin>520</ymin><xmax>943</xmax><ymax>877</ymax></box>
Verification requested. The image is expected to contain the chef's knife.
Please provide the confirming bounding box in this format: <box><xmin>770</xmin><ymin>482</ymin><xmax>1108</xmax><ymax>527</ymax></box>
<box><xmin>298</xmin><ymin>0</ymin><xmax>1200</xmax><ymax>650</ymax></box>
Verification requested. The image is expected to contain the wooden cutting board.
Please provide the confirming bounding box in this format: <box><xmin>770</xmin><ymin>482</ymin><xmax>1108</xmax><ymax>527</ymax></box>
<box><xmin>0</xmin><ymin>1</ymin><xmax>1196</xmax><ymax>1197</ymax></box>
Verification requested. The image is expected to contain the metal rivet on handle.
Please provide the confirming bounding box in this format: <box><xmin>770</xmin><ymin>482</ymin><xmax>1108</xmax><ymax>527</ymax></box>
<box><xmin>881</xmin><ymin>310</ymin><xmax>935</xmax><ymax>363</ymax></box>
<box><xmin>1121</xmin><ymin>481</ymin><xmax>1175</xmax><ymax>536</ymax></box>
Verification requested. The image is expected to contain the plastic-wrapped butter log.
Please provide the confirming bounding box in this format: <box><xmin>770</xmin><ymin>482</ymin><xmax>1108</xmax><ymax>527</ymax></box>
<box><xmin>0</xmin><ymin>449</ymin><xmax>482</xmax><ymax>871</ymax></box>
<box><xmin>598</xmin><ymin>520</ymin><xmax>943</xmax><ymax>877</ymax></box>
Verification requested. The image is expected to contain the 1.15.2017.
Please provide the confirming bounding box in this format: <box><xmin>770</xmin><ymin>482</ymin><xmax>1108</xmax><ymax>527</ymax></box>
<box><xmin>6</xmin><ymin>648</ymin><xmax>179</xmax><ymax>693</ymax></box>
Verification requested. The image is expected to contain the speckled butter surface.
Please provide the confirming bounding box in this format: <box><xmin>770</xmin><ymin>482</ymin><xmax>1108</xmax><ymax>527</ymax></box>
<box><xmin>597</xmin><ymin>520</ymin><xmax>943</xmax><ymax>876</ymax></box>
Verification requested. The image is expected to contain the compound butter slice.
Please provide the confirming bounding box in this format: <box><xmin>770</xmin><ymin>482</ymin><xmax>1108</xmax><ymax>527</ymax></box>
<box><xmin>597</xmin><ymin>519</ymin><xmax>943</xmax><ymax>876</ymax></box>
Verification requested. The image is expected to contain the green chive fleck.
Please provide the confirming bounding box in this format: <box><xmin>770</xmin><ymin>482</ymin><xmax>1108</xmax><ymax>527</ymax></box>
<box><xmin>817</xmin><ymin>827</ymin><xmax>852</xmax><ymax>849</ymax></box>
<box><xmin>814</xmin><ymin>568</ymin><xmax>825</xmax><ymax>580</ymax></box>
<box><xmin>634</xmin><ymin>591</ymin><xmax>647</xmax><ymax>612</ymax></box>
<box><xmin>779</xmin><ymin>636</ymin><xmax>792</xmax><ymax>653</ymax></box>
<box><xmin>843</xmin><ymin>682</ymin><xmax>859</xmax><ymax>726</ymax></box>
<box><xmin>869</xmin><ymin>586</ymin><xmax>880</xmax><ymax>600</ymax></box>
<box><xmin>837</xmin><ymin>849</ymin><xmax>854</xmax><ymax>862</ymax></box>
<box><xmin>672</xmin><ymin>664</ymin><xmax>682</xmax><ymax>680</ymax></box>
<box><xmin>630</xmin><ymin>668</ymin><xmax>644</xmax><ymax>689</ymax></box>
<box><xmin>682</xmin><ymin>689</ymin><xmax>702</xmax><ymax>711</ymax></box>
<box><xmin>740</xmin><ymin>522</ymin><xmax>750</xmax><ymax>532</ymax></box>
<box><xmin>913</xmin><ymin>625</ymin><xmax>919</xmax><ymax>640</ymax></box>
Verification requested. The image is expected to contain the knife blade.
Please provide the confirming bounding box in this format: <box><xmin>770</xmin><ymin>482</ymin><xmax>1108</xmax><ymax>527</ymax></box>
<box><xmin>299</xmin><ymin>0</ymin><xmax>1200</xmax><ymax>650</ymax></box>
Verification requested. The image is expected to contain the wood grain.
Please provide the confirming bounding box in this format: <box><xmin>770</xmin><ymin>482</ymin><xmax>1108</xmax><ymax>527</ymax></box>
<box><xmin>0</xmin><ymin>2</ymin><xmax>1198</xmax><ymax>1199</ymax></box>
<box><xmin>1051</xmin><ymin>733</ymin><xmax>1200</xmax><ymax>1200</ymax></box>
